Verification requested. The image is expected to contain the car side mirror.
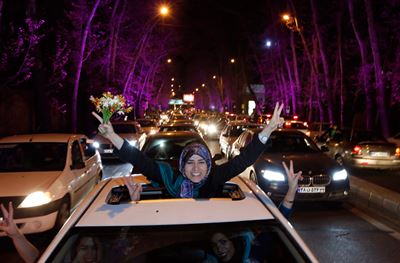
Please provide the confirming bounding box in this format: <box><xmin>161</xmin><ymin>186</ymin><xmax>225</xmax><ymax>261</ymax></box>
<box><xmin>320</xmin><ymin>145</ymin><xmax>329</xmax><ymax>152</ymax></box>
<box><xmin>213</xmin><ymin>153</ymin><xmax>223</xmax><ymax>161</ymax></box>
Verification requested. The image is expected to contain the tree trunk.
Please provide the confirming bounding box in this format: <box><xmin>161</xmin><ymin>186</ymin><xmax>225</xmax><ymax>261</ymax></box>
<box><xmin>105</xmin><ymin>0</ymin><xmax>120</xmax><ymax>85</ymax></box>
<box><xmin>71</xmin><ymin>0</ymin><xmax>101</xmax><ymax>132</ymax></box>
<box><xmin>348</xmin><ymin>0</ymin><xmax>372</xmax><ymax>130</ymax></box>
<box><xmin>310</xmin><ymin>0</ymin><xmax>333</xmax><ymax>123</ymax></box>
<box><xmin>290</xmin><ymin>31</ymin><xmax>301</xmax><ymax>113</ymax></box>
<box><xmin>284</xmin><ymin>53</ymin><xmax>296</xmax><ymax>114</ymax></box>
<box><xmin>364</xmin><ymin>0</ymin><xmax>389</xmax><ymax>136</ymax></box>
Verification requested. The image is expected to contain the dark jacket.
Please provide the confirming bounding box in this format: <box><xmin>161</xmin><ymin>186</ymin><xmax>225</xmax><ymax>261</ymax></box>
<box><xmin>115</xmin><ymin>134</ymin><xmax>266</xmax><ymax>198</ymax></box>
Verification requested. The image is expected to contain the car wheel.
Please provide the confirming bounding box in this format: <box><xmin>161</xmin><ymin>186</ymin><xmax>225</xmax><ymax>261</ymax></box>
<box><xmin>250</xmin><ymin>171</ymin><xmax>258</xmax><ymax>184</ymax></box>
<box><xmin>335</xmin><ymin>155</ymin><xmax>344</xmax><ymax>166</ymax></box>
<box><xmin>54</xmin><ymin>198</ymin><xmax>70</xmax><ymax>230</ymax></box>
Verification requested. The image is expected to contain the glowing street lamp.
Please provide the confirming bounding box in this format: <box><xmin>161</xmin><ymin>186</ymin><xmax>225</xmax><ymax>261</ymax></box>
<box><xmin>230</xmin><ymin>58</ymin><xmax>235</xmax><ymax>63</ymax></box>
<box><xmin>195</xmin><ymin>88</ymin><xmax>199</xmax><ymax>92</ymax></box>
<box><xmin>171</xmin><ymin>77</ymin><xmax>175</xmax><ymax>81</ymax></box>
<box><xmin>212</xmin><ymin>75</ymin><xmax>216</xmax><ymax>79</ymax></box>
<box><xmin>282</xmin><ymin>13</ymin><xmax>300</xmax><ymax>32</ymax></box>
<box><xmin>201</xmin><ymin>83</ymin><xmax>205</xmax><ymax>87</ymax></box>
<box><xmin>159</xmin><ymin>5</ymin><xmax>170</xmax><ymax>16</ymax></box>
<box><xmin>167</xmin><ymin>58</ymin><xmax>172</xmax><ymax>63</ymax></box>
<box><xmin>265</xmin><ymin>40</ymin><xmax>272</xmax><ymax>48</ymax></box>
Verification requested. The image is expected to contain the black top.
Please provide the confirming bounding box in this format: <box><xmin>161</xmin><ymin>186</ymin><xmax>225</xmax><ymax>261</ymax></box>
<box><xmin>115</xmin><ymin>134</ymin><xmax>266</xmax><ymax>198</ymax></box>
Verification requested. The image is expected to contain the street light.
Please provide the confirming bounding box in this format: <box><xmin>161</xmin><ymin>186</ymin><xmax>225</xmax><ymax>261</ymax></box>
<box><xmin>201</xmin><ymin>83</ymin><xmax>205</xmax><ymax>87</ymax></box>
<box><xmin>159</xmin><ymin>5</ymin><xmax>170</xmax><ymax>16</ymax></box>
<box><xmin>282</xmin><ymin>13</ymin><xmax>300</xmax><ymax>32</ymax></box>
<box><xmin>167</xmin><ymin>58</ymin><xmax>172</xmax><ymax>63</ymax></box>
<box><xmin>230</xmin><ymin>58</ymin><xmax>235</xmax><ymax>63</ymax></box>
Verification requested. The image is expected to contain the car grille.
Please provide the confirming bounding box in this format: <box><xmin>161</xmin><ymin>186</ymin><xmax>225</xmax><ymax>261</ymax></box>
<box><xmin>299</xmin><ymin>174</ymin><xmax>331</xmax><ymax>186</ymax></box>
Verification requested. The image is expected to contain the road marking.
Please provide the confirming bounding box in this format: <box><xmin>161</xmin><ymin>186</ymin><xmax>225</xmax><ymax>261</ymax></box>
<box><xmin>349</xmin><ymin>207</ymin><xmax>400</xmax><ymax>241</ymax></box>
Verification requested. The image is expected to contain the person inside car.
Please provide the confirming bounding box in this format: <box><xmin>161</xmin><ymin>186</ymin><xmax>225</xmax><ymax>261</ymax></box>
<box><xmin>92</xmin><ymin>102</ymin><xmax>289</xmax><ymax>199</ymax></box>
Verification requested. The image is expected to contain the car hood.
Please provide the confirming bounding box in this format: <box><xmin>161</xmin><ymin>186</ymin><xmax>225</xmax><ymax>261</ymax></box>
<box><xmin>258</xmin><ymin>152</ymin><xmax>342</xmax><ymax>174</ymax></box>
<box><xmin>0</xmin><ymin>171</ymin><xmax>60</xmax><ymax>196</ymax></box>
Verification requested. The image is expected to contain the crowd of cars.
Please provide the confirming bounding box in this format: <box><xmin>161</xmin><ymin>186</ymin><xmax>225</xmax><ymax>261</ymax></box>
<box><xmin>1</xmin><ymin>108</ymin><xmax>399</xmax><ymax>261</ymax></box>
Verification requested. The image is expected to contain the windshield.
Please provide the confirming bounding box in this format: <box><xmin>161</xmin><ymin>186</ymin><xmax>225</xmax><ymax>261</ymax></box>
<box><xmin>265</xmin><ymin>133</ymin><xmax>320</xmax><ymax>153</ymax></box>
<box><xmin>0</xmin><ymin>143</ymin><xmax>67</xmax><ymax>172</ymax></box>
<box><xmin>46</xmin><ymin>221</ymin><xmax>308</xmax><ymax>263</ymax></box>
<box><xmin>142</xmin><ymin>137</ymin><xmax>204</xmax><ymax>160</ymax></box>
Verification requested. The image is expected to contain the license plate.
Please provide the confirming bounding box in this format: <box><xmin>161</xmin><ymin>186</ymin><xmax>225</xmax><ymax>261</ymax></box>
<box><xmin>370</xmin><ymin>152</ymin><xmax>389</xmax><ymax>157</ymax></box>
<box><xmin>297</xmin><ymin>186</ymin><xmax>325</xmax><ymax>193</ymax></box>
<box><xmin>104</xmin><ymin>149</ymin><xmax>114</xmax><ymax>153</ymax></box>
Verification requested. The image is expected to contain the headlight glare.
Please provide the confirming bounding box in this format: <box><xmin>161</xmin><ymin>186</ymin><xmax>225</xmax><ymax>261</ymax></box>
<box><xmin>262</xmin><ymin>170</ymin><xmax>285</xmax><ymax>181</ymax></box>
<box><xmin>19</xmin><ymin>191</ymin><xmax>52</xmax><ymax>208</ymax></box>
<box><xmin>93</xmin><ymin>141</ymin><xmax>100</xmax><ymax>148</ymax></box>
<box><xmin>333</xmin><ymin>169</ymin><xmax>348</xmax><ymax>181</ymax></box>
<box><xmin>128</xmin><ymin>140</ymin><xmax>138</xmax><ymax>147</ymax></box>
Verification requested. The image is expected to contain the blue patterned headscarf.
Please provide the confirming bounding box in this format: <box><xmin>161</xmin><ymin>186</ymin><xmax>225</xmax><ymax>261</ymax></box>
<box><xmin>178</xmin><ymin>143</ymin><xmax>212</xmax><ymax>197</ymax></box>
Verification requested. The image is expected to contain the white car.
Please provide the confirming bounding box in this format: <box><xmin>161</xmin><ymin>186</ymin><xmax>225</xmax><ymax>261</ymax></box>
<box><xmin>38</xmin><ymin>176</ymin><xmax>317</xmax><ymax>262</ymax></box>
<box><xmin>0</xmin><ymin>134</ymin><xmax>103</xmax><ymax>234</ymax></box>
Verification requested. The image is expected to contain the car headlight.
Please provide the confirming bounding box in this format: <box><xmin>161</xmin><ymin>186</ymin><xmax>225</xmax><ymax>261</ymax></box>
<box><xmin>208</xmin><ymin>124</ymin><xmax>217</xmax><ymax>134</ymax></box>
<box><xmin>261</xmin><ymin>170</ymin><xmax>285</xmax><ymax>181</ymax></box>
<box><xmin>93</xmin><ymin>141</ymin><xmax>100</xmax><ymax>148</ymax></box>
<box><xmin>19</xmin><ymin>191</ymin><xmax>52</xmax><ymax>208</ymax></box>
<box><xmin>149</xmin><ymin>129</ymin><xmax>157</xmax><ymax>135</ymax></box>
<box><xmin>333</xmin><ymin>169</ymin><xmax>348</xmax><ymax>181</ymax></box>
<box><xmin>128</xmin><ymin>140</ymin><xmax>138</xmax><ymax>147</ymax></box>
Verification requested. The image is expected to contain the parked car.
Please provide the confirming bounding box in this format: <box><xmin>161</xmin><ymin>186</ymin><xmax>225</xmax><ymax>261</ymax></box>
<box><xmin>387</xmin><ymin>131</ymin><xmax>400</xmax><ymax>146</ymax></box>
<box><xmin>93</xmin><ymin>120</ymin><xmax>146</xmax><ymax>160</ymax></box>
<box><xmin>38</xmin><ymin>176</ymin><xmax>318</xmax><ymax>262</ymax></box>
<box><xmin>233</xmin><ymin>129</ymin><xmax>350</xmax><ymax>202</ymax></box>
<box><xmin>0</xmin><ymin>134</ymin><xmax>103</xmax><ymax>234</ymax></box>
<box><xmin>136</xmin><ymin>118</ymin><xmax>159</xmax><ymax>135</ymax></box>
<box><xmin>219</xmin><ymin>121</ymin><xmax>265</xmax><ymax>159</ymax></box>
<box><xmin>316</xmin><ymin>129</ymin><xmax>400</xmax><ymax>170</ymax></box>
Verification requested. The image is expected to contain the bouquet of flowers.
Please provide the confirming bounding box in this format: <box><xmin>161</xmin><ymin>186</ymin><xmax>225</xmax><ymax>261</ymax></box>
<box><xmin>90</xmin><ymin>92</ymin><xmax>132</xmax><ymax>123</ymax></box>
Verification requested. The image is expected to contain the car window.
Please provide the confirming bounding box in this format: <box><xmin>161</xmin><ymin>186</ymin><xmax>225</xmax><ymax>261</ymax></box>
<box><xmin>0</xmin><ymin>143</ymin><xmax>67</xmax><ymax>172</ymax></box>
<box><xmin>265</xmin><ymin>134</ymin><xmax>320</xmax><ymax>153</ymax></box>
<box><xmin>289</xmin><ymin>122</ymin><xmax>307</xmax><ymax>129</ymax></box>
<box><xmin>71</xmin><ymin>141</ymin><xmax>84</xmax><ymax>164</ymax></box>
<box><xmin>138</xmin><ymin>120</ymin><xmax>157</xmax><ymax>127</ymax></box>
<box><xmin>47</xmin><ymin>221</ymin><xmax>306</xmax><ymax>263</ymax></box>
<box><xmin>113</xmin><ymin>124</ymin><xmax>137</xmax><ymax>133</ymax></box>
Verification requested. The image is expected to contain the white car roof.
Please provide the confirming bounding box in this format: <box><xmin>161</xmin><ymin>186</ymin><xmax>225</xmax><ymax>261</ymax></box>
<box><xmin>76</xmin><ymin>176</ymin><xmax>274</xmax><ymax>227</ymax></box>
<box><xmin>0</xmin><ymin>133</ymin><xmax>84</xmax><ymax>143</ymax></box>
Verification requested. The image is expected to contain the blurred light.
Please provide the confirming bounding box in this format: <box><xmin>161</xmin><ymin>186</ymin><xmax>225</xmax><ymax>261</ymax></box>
<box><xmin>20</xmin><ymin>191</ymin><xmax>52</xmax><ymax>208</ymax></box>
<box><xmin>93</xmin><ymin>141</ymin><xmax>100</xmax><ymax>148</ymax></box>
<box><xmin>167</xmin><ymin>58</ymin><xmax>172</xmax><ymax>63</ymax></box>
<box><xmin>171</xmin><ymin>78</ymin><xmax>175</xmax><ymax>81</ymax></box>
<box><xmin>171</xmin><ymin>84</ymin><xmax>174</xmax><ymax>87</ymax></box>
<box><xmin>265</xmin><ymin>40</ymin><xmax>272</xmax><ymax>47</ymax></box>
<box><xmin>159</xmin><ymin>5</ymin><xmax>169</xmax><ymax>16</ymax></box>
<box><xmin>282</xmin><ymin>14</ymin><xmax>290</xmax><ymax>21</ymax></box>
<box><xmin>262</xmin><ymin>170</ymin><xmax>285</xmax><ymax>181</ymax></box>
<box><xmin>352</xmin><ymin>145</ymin><xmax>362</xmax><ymax>155</ymax></box>
<box><xmin>195</xmin><ymin>88</ymin><xmax>199</xmax><ymax>91</ymax></box>
<box><xmin>230</xmin><ymin>58</ymin><xmax>235</xmax><ymax>63</ymax></box>
<box><xmin>212</xmin><ymin>75</ymin><xmax>217</xmax><ymax>79</ymax></box>
<box><xmin>171</xmin><ymin>89</ymin><xmax>174</xmax><ymax>91</ymax></box>
<box><xmin>201</xmin><ymin>83</ymin><xmax>205</xmax><ymax>87</ymax></box>
<box><xmin>333</xmin><ymin>169</ymin><xmax>348</xmax><ymax>181</ymax></box>
<box><xmin>395</xmin><ymin>147</ymin><xmax>400</xmax><ymax>157</ymax></box>
<box><xmin>293</xmin><ymin>115</ymin><xmax>298</xmax><ymax>120</ymax></box>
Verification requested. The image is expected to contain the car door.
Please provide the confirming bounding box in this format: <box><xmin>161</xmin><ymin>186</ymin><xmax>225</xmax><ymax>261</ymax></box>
<box><xmin>69</xmin><ymin>140</ymin><xmax>92</xmax><ymax>208</ymax></box>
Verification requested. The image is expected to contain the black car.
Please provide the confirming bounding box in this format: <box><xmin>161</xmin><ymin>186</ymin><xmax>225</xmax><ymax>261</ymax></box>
<box><xmin>233</xmin><ymin>129</ymin><xmax>350</xmax><ymax>202</ymax></box>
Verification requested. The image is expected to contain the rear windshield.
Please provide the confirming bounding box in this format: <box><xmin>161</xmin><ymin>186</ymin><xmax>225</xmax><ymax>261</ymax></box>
<box><xmin>46</xmin><ymin>221</ymin><xmax>309</xmax><ymax>263</ymax></box>
<box><xmin>265</xmin><ymin>133</ymin><xmax>320</xmax><ymax>153</ymax></box>
<box><xmin>0</xmin><ymin>143</ymin><xmax>67</xmax><ymax>172</ymax></box>
<box><xmin>142</xmin><ymin>137</ymin><xmax>204</xmax><ymax>160</ymax></box>
<box><xmin>138</xmin><ymin>120</ymin><xmax>157</xmax><ymax>127</ymax></box>
<box><xmin>113</xmin><ymin>124</ymin><xmax>137</xmax><ymax>133</ymax></box>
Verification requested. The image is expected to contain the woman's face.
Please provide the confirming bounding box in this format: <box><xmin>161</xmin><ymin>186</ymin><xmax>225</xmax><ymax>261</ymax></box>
<box><xmin>183</xmin><ymin>154</ymin><xmax>208</xmax><ymax>183</ymax></box>
<box><xmin>211</xmin><ymin>232</ymin><xmax>235</xmax><ymax>262</ymax></box>
<box><xmin>75</xmin><ymin>237</ymin><xmax>98</xmax><ymax>263</ymax></box>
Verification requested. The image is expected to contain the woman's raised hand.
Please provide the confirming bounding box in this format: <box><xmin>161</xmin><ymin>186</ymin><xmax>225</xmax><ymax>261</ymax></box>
<box><xmin>122</xmin><ymin>176</ymin><xmax>143</xmax><ymax>202</ymax></box>
<box><xmin>267</xmin><ymin>102</ymin><xmax>284</xmax><ymax>132</ymax></box>
<box><xmin>0</xmin><ymin>202</ymin><xmax>19</xmax><ymax>238</ymax></box>
<box><xmin>282</xmin><ymin>160</ymin><xmax>303</xmax><ymax>193</ymax></box>
<box><xmin>92</xmin><ymin>111</ymin><xmax>115</xmax><ymax>139</ymax></box>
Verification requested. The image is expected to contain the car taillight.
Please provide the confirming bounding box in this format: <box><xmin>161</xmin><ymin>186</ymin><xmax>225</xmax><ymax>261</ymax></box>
<box><xmin>352</xmin><ymin>145</ymin><xmax>362</xmax><ymax>155</ymax></box>
<box><xmin>396</xmin><ymin>147</ymin><xmax>400</xmax><ymax>157</ymax></box>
